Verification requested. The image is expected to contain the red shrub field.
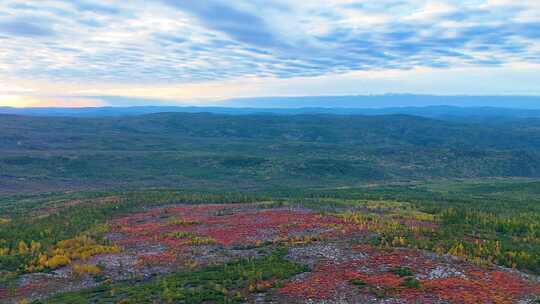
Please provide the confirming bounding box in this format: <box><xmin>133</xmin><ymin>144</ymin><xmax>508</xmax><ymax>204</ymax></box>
<box><xmin>3</xmin><ymin>203</ymin><xmax>540</xmax><ymax>303</ymax></box>
<box><xmin>280</xmin><ymin>244</ymin><xmax>540</xmax><ymax>303</ymax></box>
<box><xmin>110</xmin><ymin>204</ymin><xmax>358</xmax><ymax>253</ymax></box>
<box><xmin>107</xmin><ymin>204</ymin><xmax>539</xmax><ymax>303</ymax></box>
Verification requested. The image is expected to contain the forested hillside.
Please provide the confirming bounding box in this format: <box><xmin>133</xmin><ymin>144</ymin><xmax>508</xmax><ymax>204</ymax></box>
<box><xmin>1</xmin><ymin>113</ymin><xmax>540</xmax><ymax>195</ymax></box>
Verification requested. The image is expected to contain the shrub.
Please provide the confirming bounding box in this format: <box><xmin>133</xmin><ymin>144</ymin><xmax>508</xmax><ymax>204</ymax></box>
<box><xmin>165</xmin><ymin>231</ymin><xmax>197</xmax><ymax>239</ymax></box>
<box><xmin>184</xmin><ymin>236</ymin><xmax>216</xmax><ymax>246</ymax></box>
<box><xmin>73</xmin><ymin>264</ymin><xmax>102</xmax><ymax>275</ymax></box>
<box><xmin>390</xmin><ymin>267</ymin><xmax>414</xmax><ymax>277</ymax></box>
<box><xmin>167</xmin><ymin>218</ymin><xmax>200</xmax><ymax>226</ymax></box>
<box><xmin>350</xmin><ymin>279</ymin><xmax>367</xmax><ymax>287</ymax></box>
<box><xmin>401</xmin><ymin>277</ymin><xmax>422</xmax><ymax>289</ymax></box>
<box><xmin>45</xmin><ymin>255</ymin><xmax>71</xmax><ymax>268</ymax></box>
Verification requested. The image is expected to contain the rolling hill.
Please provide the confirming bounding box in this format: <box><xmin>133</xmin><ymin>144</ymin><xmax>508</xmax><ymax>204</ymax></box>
<box><xmin>1</xmin><ymin>112</ymin><xmax>540</xmax><ymax>195</ymax></box>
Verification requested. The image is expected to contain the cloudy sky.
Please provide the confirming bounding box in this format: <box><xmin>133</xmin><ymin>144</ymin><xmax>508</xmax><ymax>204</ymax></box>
<box><xmin>1</xmin><ymin>0</ymin><xmax>539</xmax><ymax>107</ymax></box>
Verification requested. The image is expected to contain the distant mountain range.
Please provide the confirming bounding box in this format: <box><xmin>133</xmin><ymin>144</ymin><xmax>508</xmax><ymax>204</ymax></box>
<box><xmin>2</xmin><ymin>95</ymin><xmax>540</xmax><ymax>119</ymax></box>
<box><xmin>222</xmin><ymin>95</ymin><xmax>540</xmax><ymax>109</ymax></box>
<box><xmin>2</xmin><ymin>105</ymin><xmax>540</xmax><ymax>121</ymax></box>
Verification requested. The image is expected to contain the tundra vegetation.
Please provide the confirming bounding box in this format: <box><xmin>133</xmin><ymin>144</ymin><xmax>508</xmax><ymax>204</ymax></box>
<box><xmin>2</xmin><ymin>113</ymin><xmax>540</xmax><ymax>303</ymax></box>
<box><xmin>1</xmin><ymin>179</ymin><xmax>539</xmax><ymax>303</ymax></box>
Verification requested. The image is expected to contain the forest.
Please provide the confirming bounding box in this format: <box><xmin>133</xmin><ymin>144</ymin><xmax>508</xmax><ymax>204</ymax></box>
<box><xmin>2</xmin><ymin>113</ymin><xmax>540</xmax><ymax>195</ymax></box>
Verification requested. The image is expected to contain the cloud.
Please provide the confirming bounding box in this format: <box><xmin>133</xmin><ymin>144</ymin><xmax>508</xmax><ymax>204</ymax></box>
<box><xmin>0</xmin><ymin>18</ymin><xmax>55</xmax><ymax>37</ymax></box>
<box><xmin>161</xmin><ymin>0</ymin><xmax>280</xmax><ymax>48</ymax></box>
<box><xmin>152</xmin><ymin>32</ymin><xmax>188</xmax><ymax>45</ymax></box>
<box><xmin>0</xmin><ymin>94</ymin><xmax>105</xmax><ymax>107</ymax></box>
<box><xmin>76</xmin><ymin>3</ymin><xmax>119</xmax><ymax>15</ymax></box>
<box><xmin>0</xmin><ymin>0</ymin><xmax>539</xmax><ymax>104</ymax></box>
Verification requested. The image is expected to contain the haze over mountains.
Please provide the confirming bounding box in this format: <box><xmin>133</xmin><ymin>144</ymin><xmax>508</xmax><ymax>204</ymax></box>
<box><xmin>224</xmin><ymin>95</ymin><xmax>540</xmax><ymax>109</ymax></box>
<box><xmin>2</xmin><ymin>95</ymin><xmax>540</xmax><ymax>120</ymax></box>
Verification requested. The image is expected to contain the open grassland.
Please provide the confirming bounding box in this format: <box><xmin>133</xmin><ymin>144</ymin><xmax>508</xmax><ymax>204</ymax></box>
<box><xmin>1</xmin><ymin>179</ymin><xmax>539</xmax><ymax>303</ymax></box>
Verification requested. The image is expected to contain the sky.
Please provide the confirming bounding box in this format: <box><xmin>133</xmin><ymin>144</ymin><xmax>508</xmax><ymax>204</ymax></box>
<box><xmin>0</xmin><ymin>0</ymin><xmax>539</xmax><ymax>107</ymax></box>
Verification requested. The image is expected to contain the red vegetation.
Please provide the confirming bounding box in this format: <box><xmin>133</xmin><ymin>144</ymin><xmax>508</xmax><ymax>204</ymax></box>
<box><xmin>280</xmin><ymin>245</ymin><xmax>540</xmax><ymax>303</ymax></box>
<box><xmin>110</xmin><ymin>205</ymin><xmax>357</xmax><ymax>250</ymax></box>
<box><xmin>424</xmin><ymin>271</ymin><xmax>540</xmax><ymax>304</ymax></box>
<box><xmin>279</xmin><ymin>261</ymin><xmax>361</xmax><ymax>300</ymax></box>
<box><xmin>109</xmin><ymin>205</ymin><xmax>540</xmax><ymax>304</ymax></box>
<box><xmin>0</xmin><ymin>282</ymin><xmax>49</xmax><ymax>301</ymax></box>
<box><xmin>5</xmin><ymin>204</ymin><xmax>539</xmax><ymax>303</ymax></box>
<box><xmin>279</xmin><ymin>260</ymin><xmax>417</xmax><ymax>300</ymax></box>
